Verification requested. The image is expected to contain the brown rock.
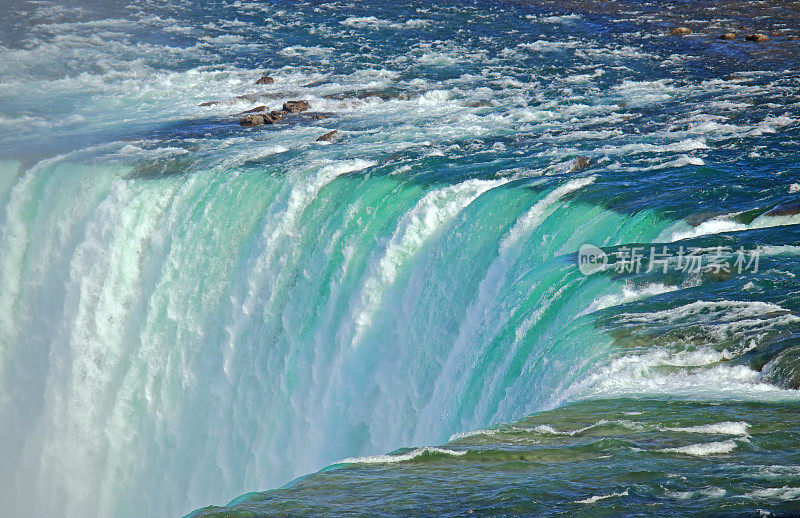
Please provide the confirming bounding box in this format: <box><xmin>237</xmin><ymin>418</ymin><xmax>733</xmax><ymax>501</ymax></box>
<box><xmin>255</xmin><ymin>75</ymin><xmax>274</xmax><ymax>85</ymax></box>
<box><xmin>746</xmin><ymin>33</ymin><xmax>769</xmax><ymax>42</ymax></box>
<box><xmin>316</xmin><ymin>130</ymin><xmax>340</xmax><ymax>142</ymax></box>
<box><xmin>669</xmin><ymin>27</ymin><xmax>691</xmax><ymax>36</ymax></box>
<box><xmin>270</xmin><ymin>110</ymin><xmax>287</xmax><ymax>121</ymax></box>
<box><xmin>199</xmin><ymin>101</ymin><xmax>219</xmax><ymax>107</ymax></box>
<box><xmin>240</xmin><ymin>114</ymin><xmax>266</xmax><ymax>126</ymax></box>
<box><xmin>283</xmin><ymin>100</ymin><xmax>310</xmax><ymax>113</ymax></box>
<box><xmin>240</xmin><ymin>106</ymin><xmax>267</xmax><ymax>114</ymax></box>
<box><xmin>788</xmin><ymin>35</ymin><xmax>799</xmax><ymax>41</ymax></box>
<box><xmin>566</xmin><ymin>156</ymin><xmax>593</xmax><ymax>173</ymax></box>
<box><xmin>719</xmin><ymin>32</ymin><xmax>736</xmax><ymax>40</ymax></box>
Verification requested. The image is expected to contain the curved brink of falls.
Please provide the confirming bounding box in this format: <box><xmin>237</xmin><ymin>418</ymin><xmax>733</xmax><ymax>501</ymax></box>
<box><xmin>0</xmin><ymin>154</ymin><xmax>664</xmax><ymax>518</ymax></box>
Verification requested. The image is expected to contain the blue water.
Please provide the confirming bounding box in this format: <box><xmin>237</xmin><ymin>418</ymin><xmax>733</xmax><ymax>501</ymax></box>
<box><xmin>1</xmin><ymin>1</ymin><xmax>799</xmax><ymax>517</ymax></box>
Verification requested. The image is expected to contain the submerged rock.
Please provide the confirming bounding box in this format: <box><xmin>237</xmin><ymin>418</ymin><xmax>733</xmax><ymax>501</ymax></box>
<box><xmin>764</xmin><ymin>199</ymin><xmax>800</xmax><ymax>217</ymax></box>
<box><xmin>746</xmin><ymin>33</ymin><xmax>769</xmax><ymax>42</ymax></box>
<box><xmin>255</xmin><ymin>75</ymin><xmax>275</xmax><ymax>85</ymax></box>
<box><xmin>719</xmin><ymin>32</ymin><xmax>736</xmax><ymax>40</ymax></box>
<box><xmin>283</xmin><ymin>100</ymin><xmax>310</xmax><ymax>113</ymax></box>
<box><xmin>763</xmin><ymin>346</ymin><xmax>800</xmax><ymax>389</ymax></box>
<box><xmin>199</xmin><ymin>101</ymin><xmax>220</xmax><ymax>107</ymax></box>
<box><xmin>304</xmin><ymin>113</ymin><xmax>332</xmax><ymax>120</ymax></box>
<box><xmin>270</xmin><ymin>110</ymin><xmax>287</xmax><ymax>121</ymax></box>
<box><xmin>669</xmin><ymin>27</ymin><xmax>691</xmax><ymax>36</ymax></box>
<box><xmin>316</xmin><ymin>130</ymin><xmax>340</xmax><ymax>142</ymax></box>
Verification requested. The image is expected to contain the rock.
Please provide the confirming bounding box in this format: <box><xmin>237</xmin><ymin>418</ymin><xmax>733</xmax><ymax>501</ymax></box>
<box><xmin>788</xmin><ymin>35</ymin><xmax>799</xmax><ymax>41</ymax></box>
<box><xmin>283</xmin><ymin>100</ymin><xmax>310</xmax><ymax>113</ymax></box>
<box><xmin>316</xmin><ymin>130</ymin><xmax>340</xmax><ymax>142</ymax></box>
<box><xmin>239</xmin><ymin>106</ymin><xmax>267</xmax><ymax>114</ymax></box>
<box><xmin>199</xmin><ymin>101</ymin><xmax>219</xmax><ymax>107</ymax></box>
<box><xmin>719</xmin><ymin>32</ymin><xmax>736</xmax><ymax>40</ymax></box>
<box><xmin>764</xmin><ymin>199</ymin><xmax>800</xmax><ymax>217</ymax></box>
<box><xmin>270</xmin><ymin>110</ymin><xmax>287</xmax><ymax>121</ymax></box>
<box><xmin>240</xmin><ymin>114</ymin><xmax>268</xmax><ymax>126</ymax></box>
<box><xmin>746</xmin><ymin>33</ymin><xmax>769</xmax><ymax>42</ymax></box>
<box><xmin>566</xmin><ymin>156</ymin><xmax>592</xmax><ymax>173</ymax></box>
<box><xmin>255</xmin><ymin>75</ymin><xmax>274</xmax><ymax>85</ymax></box>
<box><xmin>669</xmin><ymin>27</ymin><xmax>691</xmax><ymax>36</ymax></box>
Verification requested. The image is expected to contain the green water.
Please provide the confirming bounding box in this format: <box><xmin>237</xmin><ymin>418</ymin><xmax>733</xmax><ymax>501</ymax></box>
<box><xmin>192</xmin><ymin>398</ymin><xmax>800</xmax><ymax>517</ymax></box>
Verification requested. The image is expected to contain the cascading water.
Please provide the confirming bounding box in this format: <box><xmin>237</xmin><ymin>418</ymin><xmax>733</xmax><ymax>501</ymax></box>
<box><xmin>2</xmin><ymin>0</ymin><xmax>800</xmax><ymax>517</ymax></box>
<box><xmin>0</xmin><ymin>151</ymin><xmax>664</xmax><ymax>517</ymax></box>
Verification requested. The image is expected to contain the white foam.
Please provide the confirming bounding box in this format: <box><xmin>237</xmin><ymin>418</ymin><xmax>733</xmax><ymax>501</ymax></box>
<box><xmin>601</xmin><ymin>138</ymin><xmax>709</xmax><ymax>157</ymax></box>
<box><xmin>662</xmin><ymin>209</ymin><xmax>800</xmax><ymax>242</ymax></box>
<box><xmin>340</xmin><ymin>447</ymin><xmax>467</xmax><ymax>464</ymax></box>
<box><xmin>665</xmin><ymin>487</ymin><xmax>727</xmax><ymax>499</ymax></box>
<box><xmin>527</xmin><ymin>14</ymin><xmax>583</xmax><ymax>24</ymax></box>
<box><xmin>448</xmin><ymin>427</ymin><xmax>504</xmax><ymax>441</ymax></box>
<box><xmin>341</xmin><ymin>16</ymin><xmax>429</xmax><ymax>29</ymax></box>
<box><xmin>660</xmin><ymin>439</ymin><xmax>738</xmax><ymax>456</ymax></box>
<box><xmin>576</xmin><ymin>489</ymin><xmax>628</xmax><ymax>504</ymax></box>
<box><xmin>528</xmin><ymin>419</ymin><xmax>646</xmax><ymax>436</ymax></box>
<box><xmin>664</xmin><ymin>421</ymin><xmax>751</xmax><ymax>436</ymax></box>
<box><xmin>586</xmin><ymin>283</ymin><xmax>678</xmax><ymax>313</ymax></box>
<box><xmin>277</xmin><ymin>45</ymin><xmax>334</xmax><ymax>57</ymax></box>
<box><xmin>618</xmin><ymin>300</ymin><xmax>794</xmax><ymax>326</ymax></box>
<box><xmin>742</xmin><ymin>486</ymin><xmax>800</xmax><ymax>501</ymax></box>
<box><xmin>518</xmin><ymin>40</ymin><xmax>580</xmax><ymax>52</ymax></box>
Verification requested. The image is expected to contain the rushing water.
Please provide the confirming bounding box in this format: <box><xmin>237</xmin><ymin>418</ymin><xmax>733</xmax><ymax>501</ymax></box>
<box><xmin>1</xmin><ymin>1</ymin><xmax>799</xmax><ymax>517</ymax></box>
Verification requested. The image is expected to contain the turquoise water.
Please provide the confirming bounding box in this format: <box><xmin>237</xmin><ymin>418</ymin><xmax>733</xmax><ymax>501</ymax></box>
<box><xmin>1</xmin><ymin>1</ymin><xmax>799</xmax><ymax>517</ymax></box>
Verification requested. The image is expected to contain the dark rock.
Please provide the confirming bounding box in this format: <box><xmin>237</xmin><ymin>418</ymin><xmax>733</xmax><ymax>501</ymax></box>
<box><xmin>199</xmin><ymin>101</ymin><xmax>220</xmax><ymax>107</ymax></box>
<box><xmin>719</xmin><ymin>32</ymin><xmax>736</xmax><ymax>40</ymax></box>
<box><xmin>240</xmin><ymin>114</ymin><xmax>268</xmax><ymax>127</ymax></box>
<box><xmin>270</xmin><ymin>110</ymin><xmax>287</xmax><ymax>121</ymax></box>
<box><xmin>566</xmin><ymin>156</ymin><xmax>593</xmax><ymax>173</ymax></box>
<box><xmin>788</xmin><ymin>36</ymin><xmax>799</xmax><ymax>41</ymax></box>
<box><xmin>764</xmin><ymin>199</ymin><xmax>800</xmax><ymax>217</ymax></box>
<box><xmin>746</xmin><ymin>33</ymin><xmax>769</xmax><ymax>42</ymax></box>
<box><xmin>239</xmin><ymin>106</ymin><xmax>267</xmax><ymax>115</ymax></box>
<box><xmin>255</xmin><ymin>75</ymin><xmax>274</xmax><ymax>85</ymax></box>
<box><xmin>283</xmin><ymin>100</ymin><xmax>310</xmax><ymax>113</ymax></box>
<box><xmin>316</xmin><ymin>130</ymin><xmax>340</xmax><ymax>142</ymax></box>
<box><xmin>669</xmin><ymin>27</ymin><xmax>691</xmax><ymax>36</ymax></box>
